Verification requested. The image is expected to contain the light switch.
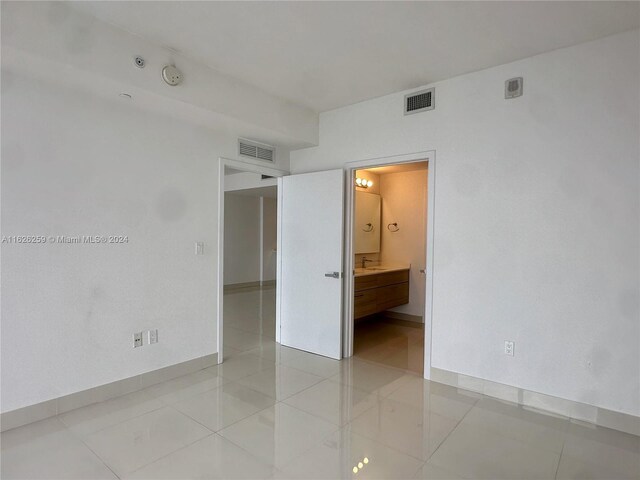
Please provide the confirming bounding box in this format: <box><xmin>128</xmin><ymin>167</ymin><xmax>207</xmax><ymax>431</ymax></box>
<box><xmin>147</xmin><ymin>329</ymin><xmax>158</xmax><ymax>345</ymax></box>
<box><xmin>195</xmin><ymin>242</ymin><xmax>204</xmax><ymax>255</ymax></box>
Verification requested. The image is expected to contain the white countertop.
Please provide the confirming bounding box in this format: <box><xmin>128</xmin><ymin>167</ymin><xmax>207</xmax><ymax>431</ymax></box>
<box><xmin>353</xmin><ymin>264</ymin><xmax>410</xmax><ymax>277</ymax></box>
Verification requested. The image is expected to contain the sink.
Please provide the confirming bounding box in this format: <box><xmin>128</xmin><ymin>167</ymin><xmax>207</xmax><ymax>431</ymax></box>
<box><xmin>354</xmin><ymin>266</ymin><xmax>387</xmax><ymax>273</ymax></box>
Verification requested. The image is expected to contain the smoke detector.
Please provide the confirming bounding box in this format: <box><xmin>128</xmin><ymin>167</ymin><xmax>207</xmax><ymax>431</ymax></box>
<box><xmin>505</xmin><ymin>77</ymin><xmax>523</xmax><ymax>99</ymax></box>
<box><xmin>162</xmin><ymin>65</ymin><xmax>183</xmax><ymax>86</ymax></box>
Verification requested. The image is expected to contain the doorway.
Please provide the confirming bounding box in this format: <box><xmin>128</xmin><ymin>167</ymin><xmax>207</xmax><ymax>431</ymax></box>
<box><xmin>344</xmin><ymin>151</ymin><xmax>435</xmax><ymax>379</ymax></box>
<box><xmin>216</xmin><ymin>158</ymin><xmax>287</xmax><ymax>363</ymax></box>
<box><xmin>351</xmin><ymin>162</ymin><xmax>428</xmax><ymax>375</ymax></box>
<box><xmin>272</xmin><ymin>151</ymin><xmax>434</xmax><ymax>377</ymax></box>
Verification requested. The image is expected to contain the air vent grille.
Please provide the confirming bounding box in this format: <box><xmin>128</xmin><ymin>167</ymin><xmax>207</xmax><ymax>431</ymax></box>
<box><xmin>238</xmin><ymin>139</ymin><xmax>275</xmax><ymax>162</ymax></box>
<box><xmin>256</xmin><ymin>147</ymin><xmax>273</xmax><ymax>162</ymax></box>
<box><xmin>404</xmin><ymin>88</ymin><xmax>435</xmax><ymax>115</ymax></box>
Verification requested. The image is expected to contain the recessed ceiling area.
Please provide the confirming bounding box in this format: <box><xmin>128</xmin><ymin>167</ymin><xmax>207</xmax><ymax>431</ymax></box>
<box><xmin>226</xmin><ymin>186</ymin><xmax>277</xmax><ymax>198</ymax></box>
<box><xmin>225</xmin><ymin>167</ymin><xmax>247</xmax><ymax>176</ymax></box>
<box><xmin>69</xmin><ymin>1</ymin><xmax>639</xmax><ymax>113</ymax></box>
<box><xmin>363</xmin><ymin>162</ymin><xmax>428</xmax><ymax>175</ymax></box>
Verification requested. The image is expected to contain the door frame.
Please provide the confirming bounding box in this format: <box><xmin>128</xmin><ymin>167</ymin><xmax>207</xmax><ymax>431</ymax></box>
<box><xmin>343</xmin><ymin>151</ymin><xmax>436</xmax><ymax>379</ymax></box>
<box><xmin>216</xmin><ymin>157</ymin><xmax>288</xmax><ymax>364</ymax></box>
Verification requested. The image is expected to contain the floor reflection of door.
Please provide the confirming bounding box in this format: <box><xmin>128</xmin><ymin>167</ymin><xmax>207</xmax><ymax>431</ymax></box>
<box><xmin>223</xmin><ymin>284</ymin><xmax>276</xmax><ymax>355</ymax></box>
<box><xmin>353</xmin><ymin>315</ymin><xmax>424</xmax><ymax>374</ymax></box>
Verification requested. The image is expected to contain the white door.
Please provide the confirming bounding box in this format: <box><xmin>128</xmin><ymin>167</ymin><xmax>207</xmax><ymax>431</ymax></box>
<box><xmin>278</xmin><ymin>169</ymin><xmax>344</xmax><ymax>359</ymax></box>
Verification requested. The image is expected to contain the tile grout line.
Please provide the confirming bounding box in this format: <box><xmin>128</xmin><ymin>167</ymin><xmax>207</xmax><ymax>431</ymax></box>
<box><xmin>104</xmin><ymin>405</ymin><xmax>215</xmax><ymax>477</ymax></box>
<box><xmin>553</xmin><ymin>433</ymin><xmax>567</xmax><ymax>479</ymax></box>
<box><xmin>64</xmin><ymin>405</ymin><xmax>214</xmax><ymax>478</ymax></box>
<box><xmin>125</xmin><ymin>432</ymin><xmax>219</xmax><ymax>478</ymax></box>
<box><xmin>421</xmin><ymin>393</ymin><xmax>482</xmax><ymax>466</ymax></box>
<box><xmin>56</xmin><ymin>416</ymin><xmax>123</xmax><ymax>480</ymax></box>
<box><xmin>57</xmin><ymin>403</ymin><xmax>168</xmax><ymax>438</ymax></box>
<box><xmin>169</xmin><ymin>383</ymin><xmax>276</xmax><ymax>434</ymax></box>
<box><xmin>57</xmin><ymin>392</ymin><xmax>218</xmax><ymax>477</ymax></box>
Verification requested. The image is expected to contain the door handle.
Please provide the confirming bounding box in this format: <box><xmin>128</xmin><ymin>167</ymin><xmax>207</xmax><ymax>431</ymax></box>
<box><xmin>324</xmin><ymin>272</ymin><xmax>341</xmax><ymax>279</ymax></box>
<box><xmin>419</xmin><ymin>269</ymin><xmax>426</xmax><ymax>274</ymax></box>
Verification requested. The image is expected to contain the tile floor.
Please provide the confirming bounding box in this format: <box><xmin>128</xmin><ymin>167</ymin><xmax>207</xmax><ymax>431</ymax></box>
<box><xmin>2</xmin><ymin>285</ymin><xmax>639</xmax><ymax>479</ymax></box>
<box><xmin>353</xmin><ymin>316</ymin><xmax>424</xmax><ymax>374</ymax></box>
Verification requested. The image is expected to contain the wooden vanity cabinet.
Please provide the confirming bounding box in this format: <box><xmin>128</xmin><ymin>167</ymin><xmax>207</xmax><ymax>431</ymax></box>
<box><xmin>354</xmin><ymin>269</ymin><xmax>409</xmax><ymax>319</ymax></box>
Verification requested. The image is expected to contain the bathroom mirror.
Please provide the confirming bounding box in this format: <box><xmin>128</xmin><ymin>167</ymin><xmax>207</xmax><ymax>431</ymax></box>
<box><xmin>354</xmin><ymin>191</ymin><xmax>381</xmax><ymax>254</ymax></box>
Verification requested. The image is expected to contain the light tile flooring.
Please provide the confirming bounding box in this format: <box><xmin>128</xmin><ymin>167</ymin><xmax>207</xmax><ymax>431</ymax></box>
<box><xmin>2</xmin><ymin>285</ymin><xmax>639</xmax><ymax>479</ymax></box>
<box><xmin>353</xmin><ymin>316</ymin><xmax>424</xmax><ymax>374</ymax></box>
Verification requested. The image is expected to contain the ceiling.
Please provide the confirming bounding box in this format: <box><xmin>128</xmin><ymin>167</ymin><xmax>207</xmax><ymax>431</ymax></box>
<box><xmin>227</xmin><ymin>186</ymin><xmax>277</xmax><ymax>198</ymax></box>
<box><xmin>362</xmin><ymin>162</ymin><xmax>428</xmax><ymax>176</ymax></box>
<box><xmin>70</xmin><ymin>1</ymin><xmax>639</xmax><ymax>113</ymax></box>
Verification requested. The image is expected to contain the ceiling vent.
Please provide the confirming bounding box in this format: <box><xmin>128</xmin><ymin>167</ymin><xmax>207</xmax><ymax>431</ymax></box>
<box><xmin>238</xmin><ymin>139</ymin><xmax>275</xmax><ymax>162</ymax></box>
<box><xmin>404</xmin><ymin>88</ymin><xmax>435</xmax><ymax>115</ymax></box>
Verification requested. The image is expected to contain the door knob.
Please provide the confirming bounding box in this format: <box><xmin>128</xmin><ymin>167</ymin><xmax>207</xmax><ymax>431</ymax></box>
<box><xmin>324</xmin><ymin>272</ymin><xmax>341</xmax><ymax>278</ymax></box>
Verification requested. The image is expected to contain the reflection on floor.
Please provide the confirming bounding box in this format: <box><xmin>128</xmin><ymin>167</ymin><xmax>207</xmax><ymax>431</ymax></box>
<box><xmin>354</xmin><ymin>315</ymin><xmax>424</xmax><ymax>374</ymax></box>
<box><xmin>2</xmin><ymin>285</ymin><xmax>639</xmax><ymax>479</ymax></box>
<box><xmin>223</xmin><ymin>284</ymin><xmax>276</xmax><ymax>356</ymax></box>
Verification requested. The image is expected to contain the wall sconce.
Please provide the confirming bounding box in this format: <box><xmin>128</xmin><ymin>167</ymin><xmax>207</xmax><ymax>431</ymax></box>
<box><xmin>355</xmin><ymin>177</ymin><xmax>373</xmax><ymax>189</ymax></box>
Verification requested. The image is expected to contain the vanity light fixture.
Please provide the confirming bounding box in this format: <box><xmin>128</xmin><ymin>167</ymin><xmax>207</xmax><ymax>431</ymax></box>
<box><xmin>352</xmin><ymin>457</ymin><xmax>370</xmax><ymax>474</ymax></box>
<box><xmin>355</xmin><ymin>177</ymin><xmax>373</xmax><ymax>189</ymax></box>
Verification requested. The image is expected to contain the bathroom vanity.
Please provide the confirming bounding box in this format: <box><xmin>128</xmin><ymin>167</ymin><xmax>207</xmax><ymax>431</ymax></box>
<box><xmin>353</xmin><ymin>266</ymin><xmax>410</xmax><ymax>319</ymax></box>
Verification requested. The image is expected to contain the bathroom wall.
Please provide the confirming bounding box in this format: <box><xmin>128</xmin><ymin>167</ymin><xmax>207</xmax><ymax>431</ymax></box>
<box><xmin>224</xmin><ymin>194</ymin><xmax>262</xmax><ymax>286</ymax></box>
<box><xmin>379</xmin><ymin>169</ymin><xmax>428</xmax><ymax>318</ymax></box>
<box><xmin>291</xmin><ymin>30</ymin><xmax>640</xmax><ymax>417</ymax></box>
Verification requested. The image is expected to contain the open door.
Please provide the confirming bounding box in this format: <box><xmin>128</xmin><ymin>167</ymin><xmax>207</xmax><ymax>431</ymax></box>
<box><xmin>278</xmin><ymin>169</ymin><xmax>344</xmax><ymax>359</ymax></box>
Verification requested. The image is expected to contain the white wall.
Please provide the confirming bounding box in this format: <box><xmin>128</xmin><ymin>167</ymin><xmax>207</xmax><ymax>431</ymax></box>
<box><xmin>224</xmin><ymin>194</ymin><xmax>261</xmax><ymax>285</ymax></box>
<box><xmin>379</xmin><ymin>170</ymin><xmax>428</xmax><ymax>318</ymax></box>
<box><xmin>262</xmin><ymin>197</ymin><xmax>278</xmax><ymax>283</ymax></box>
<box><xmin>291</xmin><ymin>30</ymin><xmax>640</xmax><ymax>416</ymax></box>
<box><xmin>0</xmin><ymin>70</ymin><xmax>280</xmax><ymax>413</ymax></box>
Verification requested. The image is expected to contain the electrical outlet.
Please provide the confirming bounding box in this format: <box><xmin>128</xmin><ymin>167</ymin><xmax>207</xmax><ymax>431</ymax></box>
<box><xmin>147</xmin><ymin>329</ymin><xmax>158</xmax><ymax>345</ymax></box>
<box><xmin>504</xmin><ymin>340</ymin><xmax>515</xmax><ymax>356</ymax></box>
<box><xmin>133</xmin><ymin>332</ymin><xmax>143</xmax><ymax>348</ymax></box>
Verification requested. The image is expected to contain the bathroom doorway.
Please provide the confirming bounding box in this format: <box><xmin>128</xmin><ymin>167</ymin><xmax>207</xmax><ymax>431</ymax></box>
<box><xmin>343</xmin><ymin>152</ymin><xmax>435</xmax><ymax>378</ymax></box>
<box><xmin>352</xmin><ymin>162</ymin><xmax>428</xmax><ymax>374</ymax></box>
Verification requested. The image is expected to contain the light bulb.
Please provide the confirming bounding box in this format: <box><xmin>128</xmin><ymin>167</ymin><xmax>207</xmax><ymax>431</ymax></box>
<box><xmin>353</xmin><ymin>467</ymin><xmax>358</xmax><ymax>473</ymax></box>
<box><xmin>363</xmin><ymin>458</ymin><xmax>369</xmax><ymax>464</ymax></box>
<box><xmin>355</xmin><ymin>178</ymin><xmax>362</xmax><ymax>186</ymax></box>
<box><xmin>358</xmin><ymin>462</ymin><xmax>363</xmax><ymax>468</ymax></box>
<box><xmin>367</xmin><ymin>180</ymin><xmax>373</xmax><ymax>187</ymax></box>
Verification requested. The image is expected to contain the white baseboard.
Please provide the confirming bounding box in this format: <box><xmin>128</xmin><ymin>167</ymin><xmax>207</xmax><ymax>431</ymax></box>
<box><xmin>1</xmin><ymin>353</ymin><xmax>218</xmax><ymax>432</ymax></box>
<box><xmin>430</xmin><ymin>367</ymin><xmax>640</xmax><ymax>436</ymax></box>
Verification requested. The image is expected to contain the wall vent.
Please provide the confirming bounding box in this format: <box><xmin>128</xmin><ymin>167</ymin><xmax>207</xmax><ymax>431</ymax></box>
<box><xmin>404</xmin><ymin>88</ymin><xmax>435</xmax><ymax>115</ymax></box>
<box><xmin>238</xmin><ymin>139</ymin><xmax>275</xmax><ymax>162</ymax></box>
